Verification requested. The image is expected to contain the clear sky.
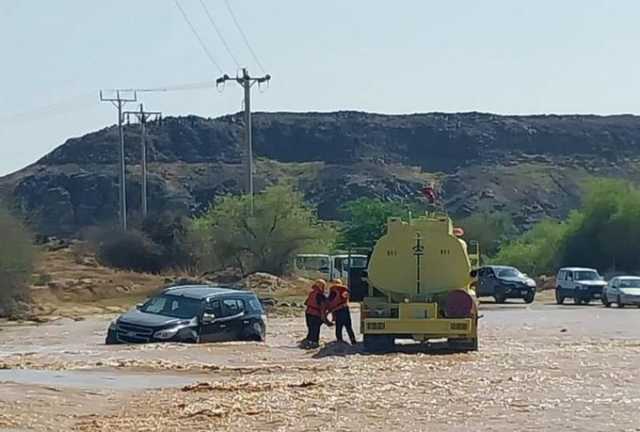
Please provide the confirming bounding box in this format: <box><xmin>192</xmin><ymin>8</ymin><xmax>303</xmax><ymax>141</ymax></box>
<box><xmin>1</xmin><ymin>0</ymin><xmax>639</xmax><ymax>175</ymax></box>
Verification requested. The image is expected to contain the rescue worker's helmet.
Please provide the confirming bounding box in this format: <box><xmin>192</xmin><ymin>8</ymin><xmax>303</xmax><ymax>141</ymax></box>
<box><xmin>330</xmin><ymin>278</ymin><xmax>344</xmax><ymax>286</ymax></box>
<box><xmin>312</xmin><ymin>279</ymin><xmax>326</xmax><ymax>290</ymax></box>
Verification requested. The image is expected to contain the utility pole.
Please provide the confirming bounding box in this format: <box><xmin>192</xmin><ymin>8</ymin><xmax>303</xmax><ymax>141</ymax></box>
<box><xmin>100</xmin><ymin>90</ymin><xmax>137</xmax><ymax>231</ymax></box>
<box><xmin>124</xmin><ymin>104</ymin><xmax>162</xmax><ymax>218</ymax></box>
<box><xmin>217</xmin><ymin>68</ymin><xmax>270</xmax><ymax>214</ymax></box>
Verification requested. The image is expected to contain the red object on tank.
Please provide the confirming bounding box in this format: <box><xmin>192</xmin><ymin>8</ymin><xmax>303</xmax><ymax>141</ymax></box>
<box><xmin>446</xmin><ymin>289</ymin><xmax>475</xmax><ymax>318</ymax></box>
<box><xmin>421</xmin><ymin>185</ymin><xmax>437</xmax><ymax>203</ymax></box>
<box><xmin>453</xmin><ymin>227</ymin><xmax>465</xmax><ymax>237</ymax></box>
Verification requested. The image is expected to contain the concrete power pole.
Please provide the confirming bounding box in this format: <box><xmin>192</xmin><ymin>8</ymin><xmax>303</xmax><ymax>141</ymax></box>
<box><xmin>217</xmin><ymin>68</ymin><xmax>270</xmax><ymax>214</ymax></box>
<box><xmin>124</xmin><ymin>104</ymin><xmax>162</xmax><ymax>218</ymax></box>
<box><xmin>100</xmin><ymin>90</ymin><xmax>137</xmax><ymax>231</ymax></box>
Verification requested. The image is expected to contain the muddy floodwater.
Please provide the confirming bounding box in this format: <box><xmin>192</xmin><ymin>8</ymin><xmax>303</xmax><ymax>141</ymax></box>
<box><xmin>1</xmin><ymin>300</ymin><xmax>640</xmax><ymax>431</ymax></box>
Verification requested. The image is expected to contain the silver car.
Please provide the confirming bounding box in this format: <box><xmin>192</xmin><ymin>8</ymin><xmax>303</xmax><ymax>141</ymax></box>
<box><xmin>603</xmin><ymin>276</ymin><xmax>640</xmax><ymax>308</ymax></box>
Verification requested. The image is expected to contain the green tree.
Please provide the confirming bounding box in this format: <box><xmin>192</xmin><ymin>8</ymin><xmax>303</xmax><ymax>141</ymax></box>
<box><xmin>492</xmin><ymin>218</ymin><xmax>565</xmax><ymax>275</ymax></box>
<box><xmin>0</xmin><ymin>206</ymin><xmax>35</xmax><ymax>316</ymax></box>
<box><xmin>493</xmin><ymin>179</ymin><xmax>640</xmax><ymax>276</ymax></box>
<box><xmin>458</xmin><ymin>212</ymin><xmax>516</xmax><ymax>258</ymax></box>
<box><xmin>338</xmin><ymin>198</ymin><xmax>411</xmax><ymax>249</ymax></box>
<box><xmin>192</xmin><ymin>184</ymin><xmax>328</xmax><ymax>275</ymax></box>
<box><xmin>559</xmin><ymin>179</ymin><xmax>640</xmax><ymax>272</ymax></box>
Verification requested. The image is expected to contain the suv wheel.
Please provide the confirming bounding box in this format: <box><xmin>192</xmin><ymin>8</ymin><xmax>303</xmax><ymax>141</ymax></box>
<box><xmin>555</xmin><ymin>289</ymin><xmax>565</xmax><ymax>305</ymax></box>
<box><xmin>523</xmin><ymin>291</ymin><xmax>535</xmax><ymax>304</ymax></box>
<box><xmin>617</xmin><ymin>296</ymin><xmax>625</xmax><ymax>308</ymax></box>
<box><xmin>177</xmin><ymin>328</ymin><xmax>200</xmax><ymax>343</ymax></box>
<box><xmin>105</xmin><ymin>332</ymin><xmax>119</xmax><ymax>345</ymax></box>
<box><xmin>494</xmin><ymin>290</ymin><xmax>506</xmax><ymax>304</ymax></box>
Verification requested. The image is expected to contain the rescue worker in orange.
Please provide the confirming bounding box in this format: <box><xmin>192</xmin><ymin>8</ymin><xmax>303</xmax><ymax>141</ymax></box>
<box><xmin>301</xmin><ymin>279</ymin><xmax>330</xmax><ymax>349</ymax></box>
<box><xmin>328</xmin><ymin>279</ymin><xmax>357</xmax><ymax>345</ymax></box>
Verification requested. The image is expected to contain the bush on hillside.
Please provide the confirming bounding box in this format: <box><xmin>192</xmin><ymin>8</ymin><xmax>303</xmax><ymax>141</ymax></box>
<box><xmin>93</xmin><ymin>228</ymin><xmax>165</xmax><ymax>273</ymax></box>
<box><xmin>493</xmin><ymin>179</ymin><xmax>640</xmax><ymax>275</ymax></box>
<box><xmin>492</xmin><ymin>219</ymin><xmax>565</xmax><ymax>275</ymax></box>
<box><xmin>458</xmin><ymin>212</ymin><xmax>517</xmax><ymax>258</ymax></box>
<box><xmin>0</xmin><ymin>207</ymin><xmax>35</xmax><ymax>317</ymax></box>
<box><xmin>82</xmin><ymin>213</ymin><xmax>195</xmax><ymax>273</ymax></box>
<box><xmin>141</xmin><ymin>212</ymin><xmax>194</xmax><ymax>270</ymax></box>
<box><xmin>192</xmin><ymin>184</ymin><xmax>327</xmax><ymax>276</ymax></box>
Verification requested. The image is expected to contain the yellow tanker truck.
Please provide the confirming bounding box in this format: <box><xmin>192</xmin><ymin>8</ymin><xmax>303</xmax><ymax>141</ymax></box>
<box><xmin>349</xmin><ymin>213</ymin><xmax>480</xmax><ymax>352</ymax></box>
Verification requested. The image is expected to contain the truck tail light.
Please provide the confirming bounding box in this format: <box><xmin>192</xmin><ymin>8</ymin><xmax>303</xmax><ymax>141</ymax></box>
<box><xmin>446</xmin><ymin>289</ymin><xmax>475</xmax><ymax>318</ymax></box>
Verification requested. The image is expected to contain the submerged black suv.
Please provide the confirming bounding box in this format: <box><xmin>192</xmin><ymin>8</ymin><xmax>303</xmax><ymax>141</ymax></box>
<box><xmin>106</xmin><ymin>285</ymin><xmax>266</xmax><ymax>344</ymax></box>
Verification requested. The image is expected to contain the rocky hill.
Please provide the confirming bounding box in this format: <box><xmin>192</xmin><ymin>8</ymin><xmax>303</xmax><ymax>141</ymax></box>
<box><xmin>2</xmin><ymin>111</ymin><xmax>640</xmax><ymax>236</ymax></box>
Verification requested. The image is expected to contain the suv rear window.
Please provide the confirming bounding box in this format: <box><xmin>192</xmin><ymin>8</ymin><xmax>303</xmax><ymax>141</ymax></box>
<box><xmin>246</xmin><ymin>297</ymin><xmax>264</xmax><ymax>313</ymax></box>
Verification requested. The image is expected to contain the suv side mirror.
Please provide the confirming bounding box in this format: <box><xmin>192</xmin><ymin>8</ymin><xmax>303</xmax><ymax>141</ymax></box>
<box><xmin>135</xmin><ymin>303</ymin><xmax>143</xmax><ymax>310</ymax></box>
<box><xmin>202</xmin><ymin>312</ymin><xmax>216</xmax><ymax>324</ymax></box>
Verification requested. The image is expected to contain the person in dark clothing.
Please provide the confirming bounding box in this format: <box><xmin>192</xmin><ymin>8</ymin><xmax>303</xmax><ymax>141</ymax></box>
<box><xmin>301</xmin><ymin>279</ymin><xmax>329</xmax><ymax>349</ymax></box>
<box><xmin>328</xmin><ymin>279</ymin><xmax>357</xmax><ymax>345</ymax></box>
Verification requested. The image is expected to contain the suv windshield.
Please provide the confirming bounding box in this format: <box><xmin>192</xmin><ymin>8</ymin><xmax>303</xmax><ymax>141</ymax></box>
<box><xmin>618</xmin><ymin>278</ymin><xmax>640</xmax><ymax>288</ymax></box>
<box><xmin>497</xmin><ymin>268</ymin><xmax>522</xmax><ymax>278</ymax></box>
<box><xmin>575</xmin><ymin>271</ymin><xmax>600</xmax><ymax>281</ymax></box>
<box><xmin>140</xmin><ymin>294</ymin><xmax>202</xmax><ymax>319</ymax></box>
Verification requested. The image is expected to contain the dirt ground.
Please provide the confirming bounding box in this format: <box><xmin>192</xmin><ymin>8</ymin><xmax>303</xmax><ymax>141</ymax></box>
<box><xmin>1</xmin><ymin>292</ymin><xmax>640</xmax><ymax>432</ymax></box>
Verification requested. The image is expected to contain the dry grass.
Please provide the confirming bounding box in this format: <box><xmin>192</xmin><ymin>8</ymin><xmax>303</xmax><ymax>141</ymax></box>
<box><xmin>28</xmin><ymin>247</ymin><xmax>166</xmax><ymax>319</ymax></box>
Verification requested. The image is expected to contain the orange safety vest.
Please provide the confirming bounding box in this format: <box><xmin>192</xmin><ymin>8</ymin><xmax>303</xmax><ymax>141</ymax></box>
<box><xmin>328</xmin><ymin>284</ymin><xmax>350</xmax><ymax>312</ymax></box>
<box><xmin>305</xmin><ymin>287</ymin><xmax>325</xmax><ymax>317</ymax></box>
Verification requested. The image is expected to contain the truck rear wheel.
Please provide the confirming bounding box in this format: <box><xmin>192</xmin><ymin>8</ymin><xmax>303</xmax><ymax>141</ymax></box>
<box><xmin>363</xmin><ymin>335</ymin><xmax>394</xmax><ymax>353</ymax></box>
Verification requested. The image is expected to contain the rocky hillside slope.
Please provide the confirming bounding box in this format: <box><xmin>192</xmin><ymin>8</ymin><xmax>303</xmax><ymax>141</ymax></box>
<box><xmin>2</xmin><ymin>111</ymin><xmax>640</xmax><ymax>236</ymax></box>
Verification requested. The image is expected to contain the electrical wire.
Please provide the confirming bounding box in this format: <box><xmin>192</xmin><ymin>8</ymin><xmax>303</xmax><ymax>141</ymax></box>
<box><xmin>198</xmin><ymin>0</ymin><xmax>241</xmax><ymax>69</ymax></box>
<box><xmin>223</xmin><ymin>0</ymin><xmax>266</xmax><ymax>73</ymax></box>
<box><xmin>174</xmin><ymin>0</ymin><xmax>223</xmax><ymax>74</ymax></box>
<box><xmin>122</xmin><ymin>80</ymin><xmax>219</xmax><ymax>93</ymax></box>
<box><xmin>0</xmin><ymin>93</ymin><xmax>97</xmax><ymax>125</ymax></box>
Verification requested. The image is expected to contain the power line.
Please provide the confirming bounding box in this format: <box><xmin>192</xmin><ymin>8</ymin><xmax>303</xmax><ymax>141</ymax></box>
<box><xmin>108</xmin><ymin>80</ymin><xmax>219</xmax><ymax>93</ymax></box>
<box><xmin>223</xmin><ymin>0</ymin><xmax>266</xmax><ymax>74</ymax></box>
<box><xmin>0</xmin><ymin>93</ymin><xmax>96</xmax><ymax>124</ymax></box>
<box><xmin>174</xmin><ymin>0</ymin><xmax>223</xmax><ymax>74</ymax></box>
<box><xmin>199</xmin><ymin>0</ymin><xmax>241</xmax><ymax>69</ymax></box>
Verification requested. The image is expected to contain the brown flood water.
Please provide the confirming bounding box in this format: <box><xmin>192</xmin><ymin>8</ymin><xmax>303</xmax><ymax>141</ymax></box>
<box><xmin>1</xmin><ymin>300</ymin><xmax>639</xmax><ymax>431</ymax></box>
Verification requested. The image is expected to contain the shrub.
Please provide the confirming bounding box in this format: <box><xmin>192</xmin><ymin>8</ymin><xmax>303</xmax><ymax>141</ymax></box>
<box><xmin>0</xmin><ymin>207</ymin><xmax>35</xmax><ymax>316</ymax></box>
<box><xmin>192</xmin><ymin>184</ymin><xmax>327</xmax><ymax>276</ymax></box>
<box><xmin>458</xmin><ymin>212</ymin><xmax>517</xmax><ymax>258</ymax></box>
<box><xmin>94</xmin><ymin>228</ymin><xmax>164</xmax><ymax>273</ymax></box>
<box><xmin>493</xmin><ymin>179</ymin><xmax>640</xmax><ymax>275</ymax></box>
<box><xmin>141</xmin><ymin>212</ymin><xmax>194</xmax><ymax>270</ymax></box>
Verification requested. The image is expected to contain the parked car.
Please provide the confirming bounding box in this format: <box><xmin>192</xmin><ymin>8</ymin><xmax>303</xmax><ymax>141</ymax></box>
<box><xmin>475</xmin><ymin>265</ymin><xmax>537</xmax><ymax>303</ymax></box>
<box><xmin>555</xmin><ymin>267</ymin><xmax>606</xmax><ymax>305</ymax></box>
<box><xmin>106</xmin><ymin>285</ymin><xmax>266</xmax><ymax>345</ymax></box>
<box><xmin>603</xmin><ymin>276</ymin><xmax>640</xmax><ymax>308</ymax></box>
